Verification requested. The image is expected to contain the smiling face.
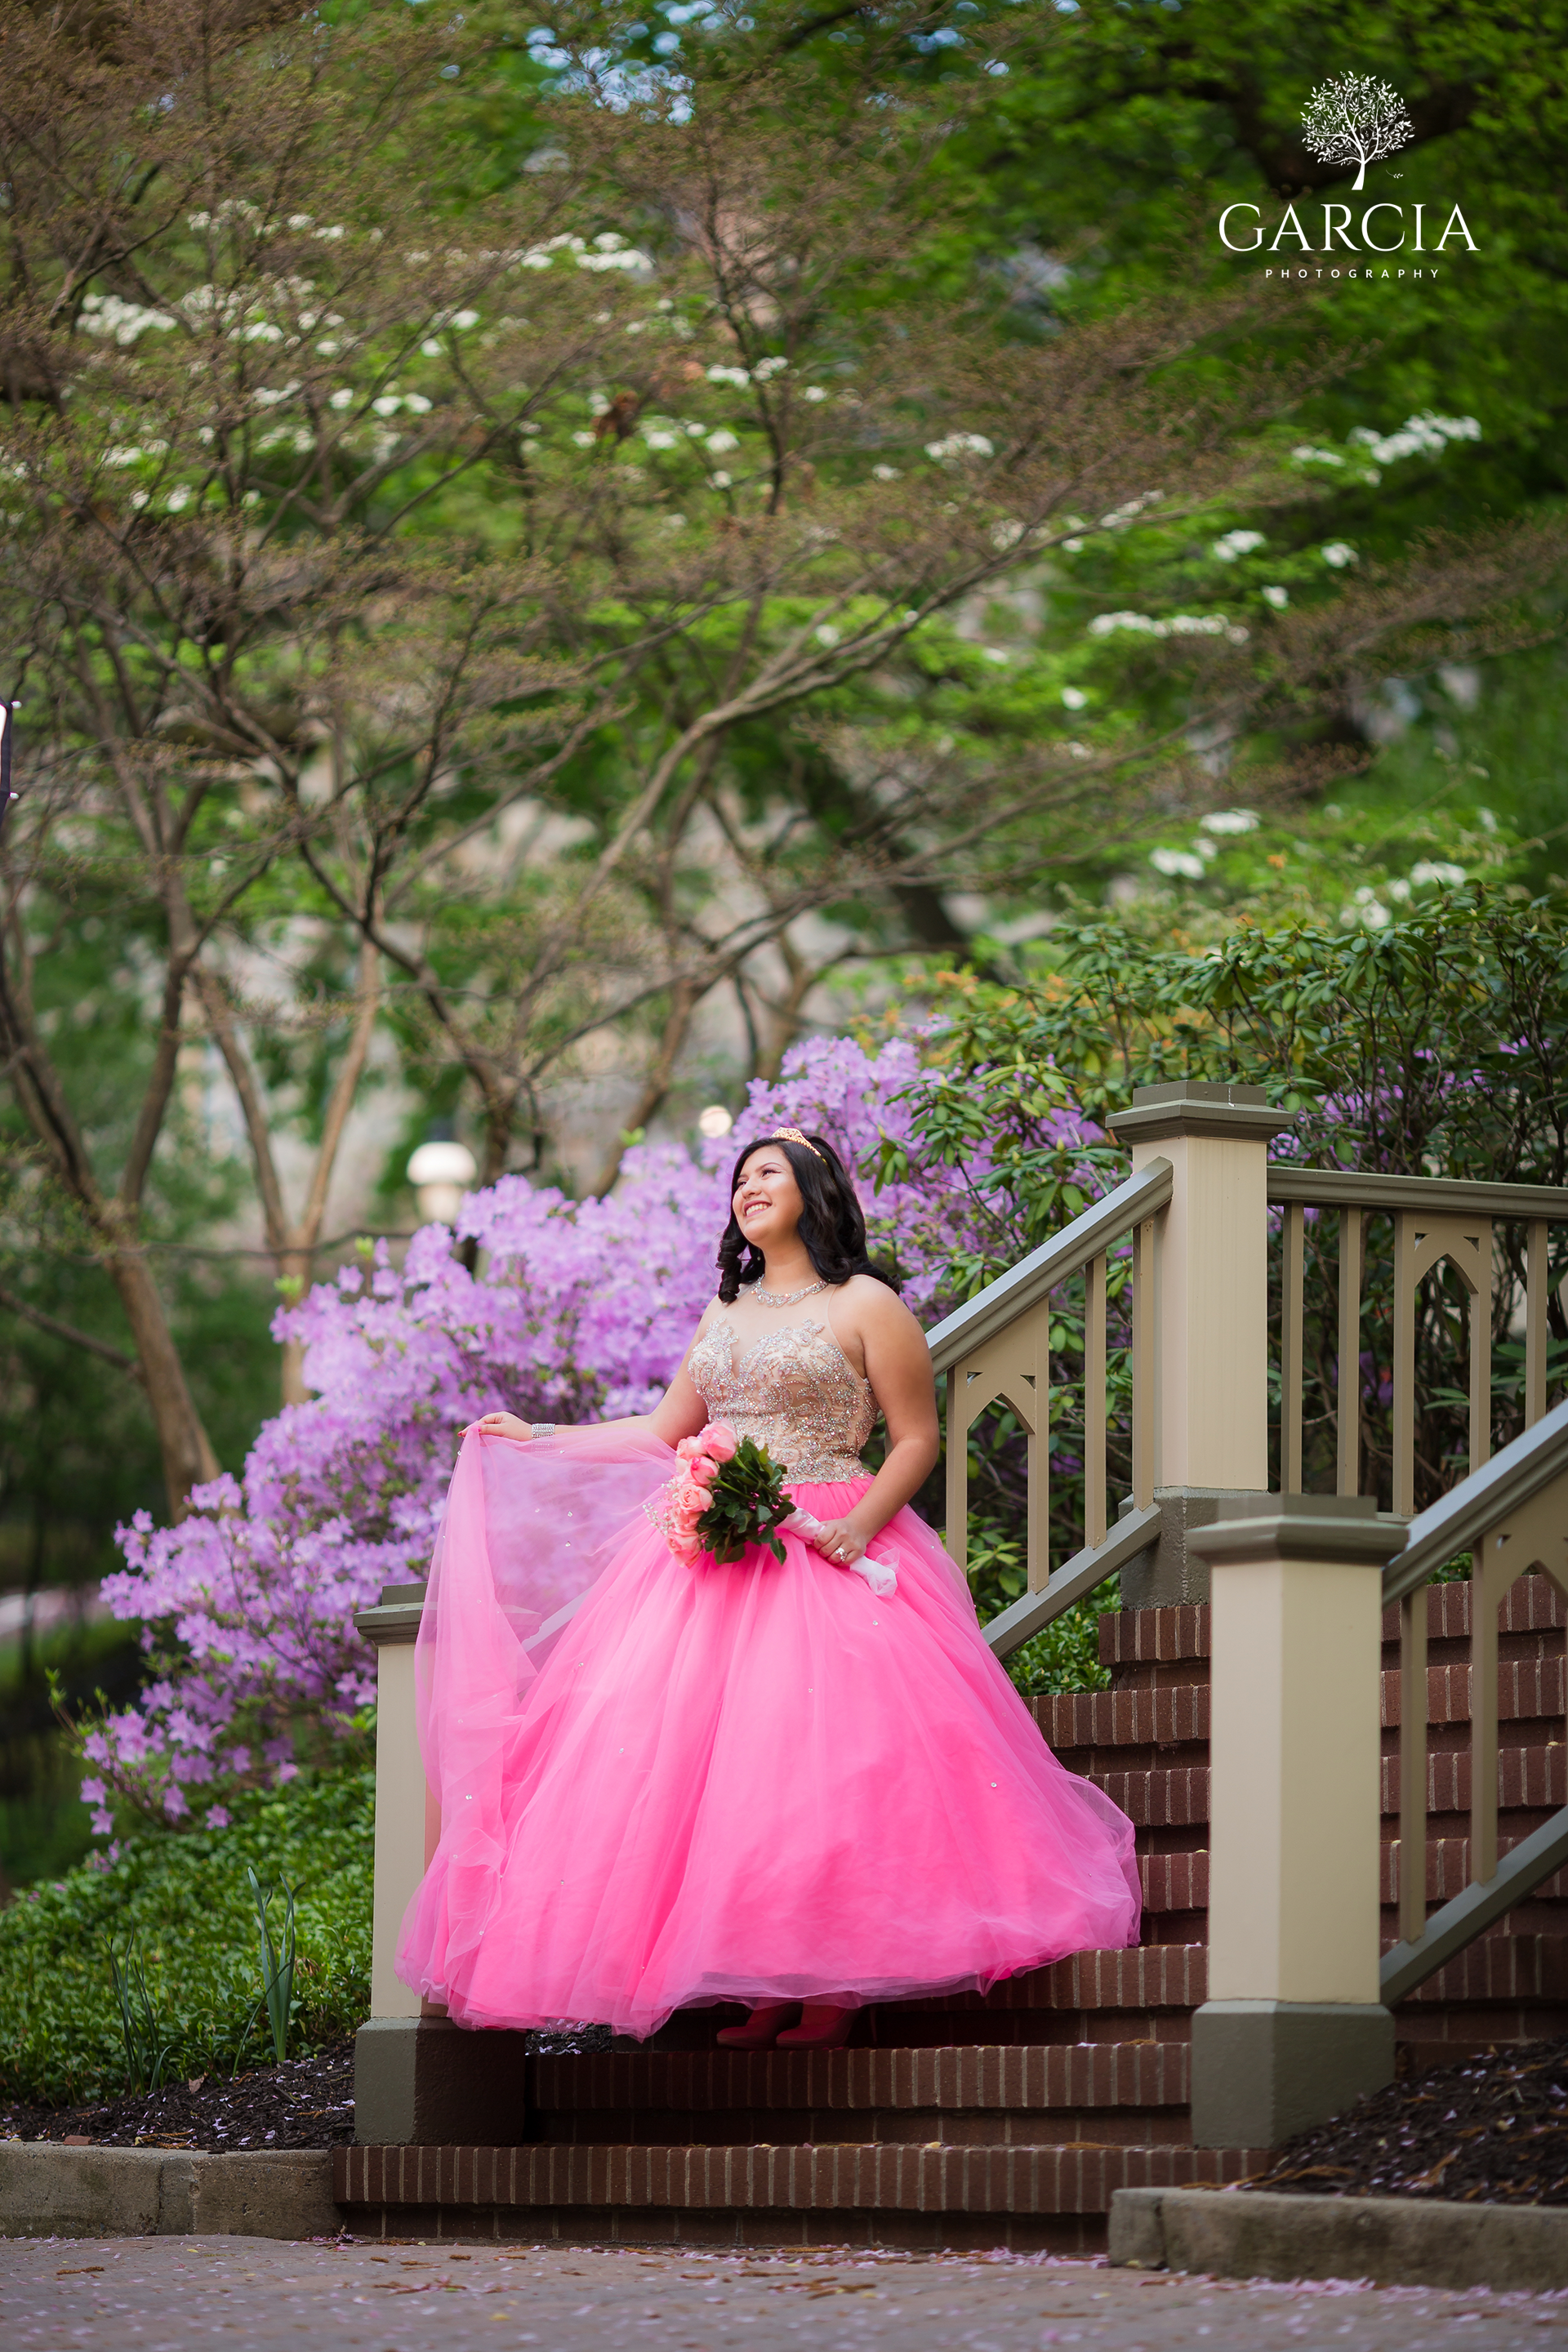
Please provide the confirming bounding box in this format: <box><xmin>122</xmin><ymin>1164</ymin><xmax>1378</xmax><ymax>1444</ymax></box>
<box><xmin>732</xmin><ymin>1144</ymin><xmax>805</xmax><ymax>1258</ymax></box>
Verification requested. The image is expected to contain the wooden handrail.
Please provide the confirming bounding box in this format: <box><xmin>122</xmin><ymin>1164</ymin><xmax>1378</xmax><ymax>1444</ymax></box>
<box><xmin>983</xmin><ymin>1502</ymin><xmax>1162</xmax><ymax>1661</ymax></box>
<box><xmin>1268</xmin><ymin>1165</ymin><xmax>1568</xmax><ymax>1221</ymax></box>
<box><xmin>1375</xmin><ymin>1396</ymin><xmax>1568</xmax><ymax>1980</ymax></box>
<box><xmin>926</xmin><ymin>1159</ymin><xmax>1173</xmax><ymax>1375</ymax></box>
<box><xmin>1383</xmin><ymin>1396</ymin><xmax>1568</xmax><ymax>1606</ymax></box>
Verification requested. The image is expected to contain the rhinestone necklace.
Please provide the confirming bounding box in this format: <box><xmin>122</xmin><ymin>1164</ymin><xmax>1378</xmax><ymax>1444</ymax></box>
<box><xmin>750</xmin><ymin>1277</ymin><xmax>831</xmax><ymax>1307</ymax></box>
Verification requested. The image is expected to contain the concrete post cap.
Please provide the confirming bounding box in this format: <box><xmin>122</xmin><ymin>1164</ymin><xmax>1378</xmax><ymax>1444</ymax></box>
<box><xmin>1189</xmin><ymin>1491</ymin><xmax>1407</xmax><ymax>1567</ymax></box>
<box><xmin>1109</xmin><ymin>1079</ymin><xmax>1296</xmax><ymax>1147</ymax></box>
<box><xmin>354</xmin><ymin>1582</ymin><xmax>427</xmax><ymax>1646</ymax></box>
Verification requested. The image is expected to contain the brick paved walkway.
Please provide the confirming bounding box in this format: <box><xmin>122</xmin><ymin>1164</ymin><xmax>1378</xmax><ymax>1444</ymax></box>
<box><xmin>3</xmin><ymin>2237</ymin><xmax>1566</xmax><ymax>2350</ymax></box>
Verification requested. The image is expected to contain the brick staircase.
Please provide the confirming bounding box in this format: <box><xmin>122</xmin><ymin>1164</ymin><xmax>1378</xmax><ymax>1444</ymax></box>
<box><xmin>335</xmin><ymin>1576</ymin><xmax>1568</xmax><ymax>2248</ymax></box>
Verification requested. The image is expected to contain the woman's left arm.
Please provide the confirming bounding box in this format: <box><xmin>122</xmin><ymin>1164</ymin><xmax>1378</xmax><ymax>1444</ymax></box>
<box><xmin>813</xmin><ymin>1285</ymin><xmax>939</xmax><ymax>1562</ymax></box>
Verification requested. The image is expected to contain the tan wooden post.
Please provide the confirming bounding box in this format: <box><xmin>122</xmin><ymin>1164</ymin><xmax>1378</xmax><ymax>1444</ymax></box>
<box><xmin>350</xmin><ymin>1580</ymin><xmax>531</xmax><ymax>2146</ymax></box>
<box><xmin>1108</xmin><ymin>1081</ymin><xmax>1292</xmax><ymax>1603</ymax></box>
<box><xmin>355</xmin><ymin>1582</ymin><xmax>432</xmax><ymax>2025</ymax></box>
<box><xmin>1187</xmin><ymin>1496</ymin><xmax>1402</xmax><ymax>2149</ymax></box>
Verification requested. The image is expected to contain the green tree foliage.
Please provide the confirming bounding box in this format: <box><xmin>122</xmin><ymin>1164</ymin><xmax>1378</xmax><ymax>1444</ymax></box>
<box><xmin>895</xmin><ymin>887</ymin><xmax>1567</xmax><ymax>1552</ymax></box>
<box><xmin>932</xmin><ymin>0</ymin><xmax>1568</xmax><ymax>864</ymax></box>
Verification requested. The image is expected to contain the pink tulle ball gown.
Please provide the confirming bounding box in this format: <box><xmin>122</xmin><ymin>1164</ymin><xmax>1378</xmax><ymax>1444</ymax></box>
<box><xmin>396</xmin><ymin>1305</ymin><xmax>1141</xmax><ymax>2040</ymax></box>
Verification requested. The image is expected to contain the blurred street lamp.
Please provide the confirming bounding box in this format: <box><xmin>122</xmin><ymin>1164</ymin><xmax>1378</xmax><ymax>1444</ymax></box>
<box><xmin>697</xmin><ymin>1104</ymin><xmax>733</xmax><ymax>1139</ymax></box>
<box><xmin>407</xmin><ymin>1138</ymin><xmax>478</xmax><ymax>1226</ymax></box>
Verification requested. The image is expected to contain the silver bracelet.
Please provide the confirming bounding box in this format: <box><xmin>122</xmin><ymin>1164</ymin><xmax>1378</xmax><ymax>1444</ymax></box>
<box><xmin>530</xmin><ymin>1421</ymin><xmax>557</xmax><ymax>1441</ymax></box>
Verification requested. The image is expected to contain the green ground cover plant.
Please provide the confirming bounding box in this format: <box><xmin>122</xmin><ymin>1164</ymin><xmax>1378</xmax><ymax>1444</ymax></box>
<box><xmin>0</xmin><ymin>1756</ymin><xmax>372</xmax><ymax>2108</ymax></box>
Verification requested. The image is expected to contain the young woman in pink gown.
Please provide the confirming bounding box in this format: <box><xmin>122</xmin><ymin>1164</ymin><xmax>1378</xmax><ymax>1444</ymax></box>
<box><xmin>396</xmin><ymin>1128</ymin><xmax>1140</xmax><ymax>2051</ymax></box>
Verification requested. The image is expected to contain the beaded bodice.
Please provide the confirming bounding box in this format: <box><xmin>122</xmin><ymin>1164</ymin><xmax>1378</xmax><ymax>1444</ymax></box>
<box><xmin>687</xmin><ymin>1305</ymin><xmax>876</xmax><ymax>1482</ymax></box>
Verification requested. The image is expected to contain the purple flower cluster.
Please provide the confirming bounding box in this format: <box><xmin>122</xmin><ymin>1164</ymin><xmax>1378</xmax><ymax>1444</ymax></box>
<box><xmin>82</xmin><ymin>1035</ymin><xmax>1004</xmax><ymax>1833</ymax></box>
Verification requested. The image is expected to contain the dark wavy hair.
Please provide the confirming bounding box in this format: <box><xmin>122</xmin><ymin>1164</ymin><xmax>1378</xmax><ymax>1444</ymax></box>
<box><xmin>716</xmin><ymin>1132</ymin><xmax>900</xmax><ymax>1303</ymax></box>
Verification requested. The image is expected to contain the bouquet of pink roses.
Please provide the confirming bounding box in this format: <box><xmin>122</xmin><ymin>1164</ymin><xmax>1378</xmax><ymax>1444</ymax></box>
<box><xmin>657</xmin><ymin>1423</ymin><xmax>795</xmax><ymax>1567</ymax></box>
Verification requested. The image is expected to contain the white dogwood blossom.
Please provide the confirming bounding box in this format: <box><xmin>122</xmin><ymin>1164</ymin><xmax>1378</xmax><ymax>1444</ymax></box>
<box><xmin>1151</xmin><ymin>847</ymin><xmax>1205</xmax><ymax>880</ymax></box>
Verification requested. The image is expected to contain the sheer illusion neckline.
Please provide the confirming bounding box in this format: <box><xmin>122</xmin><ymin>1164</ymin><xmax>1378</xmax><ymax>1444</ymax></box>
<box><xmin>719</xmin><ymin>1314</ymin><xmax>871</xmax><ymax>1392</ymax></box>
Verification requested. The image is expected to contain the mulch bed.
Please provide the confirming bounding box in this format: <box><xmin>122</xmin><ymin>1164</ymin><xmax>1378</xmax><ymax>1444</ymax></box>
<box><xmin>0</xmin><ymin>2025</ymin><xmax>617</xmax><ymax>2154</ymax></box>
<box><xmin>0</xmin><ymin>2038</ymin><xmax>356</xmax><ymax>2154</ymax></box>
<box><xmin>1246</xmin><ymin>2032</ymin><xmax>1568</xmax><ymax>2204</ymax></box>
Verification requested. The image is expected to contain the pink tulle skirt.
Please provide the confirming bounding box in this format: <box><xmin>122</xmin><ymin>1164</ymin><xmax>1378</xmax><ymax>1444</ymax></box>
<box><xmin>396</xmin><ymin>1438</ymin><xmax>1140</xmax><ymax>2040</ymax></box>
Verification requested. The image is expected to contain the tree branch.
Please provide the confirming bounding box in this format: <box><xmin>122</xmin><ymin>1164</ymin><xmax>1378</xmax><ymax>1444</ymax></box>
<box><xmin>0</xmin><ymin>1283</ymin><xmax>143</xmax><ymax>1381</ymax></box>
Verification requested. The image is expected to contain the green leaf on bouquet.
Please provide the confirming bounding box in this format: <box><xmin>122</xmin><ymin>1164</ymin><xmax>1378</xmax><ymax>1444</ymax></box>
<box><xmin>695</xmin><ymin>1437</ymin><xmax>793</xmax><ymax>1567</ymax></box>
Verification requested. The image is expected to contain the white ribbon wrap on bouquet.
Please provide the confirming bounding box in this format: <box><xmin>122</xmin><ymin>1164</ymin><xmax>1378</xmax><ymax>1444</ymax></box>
<box><xmin>782</xmin><ymin>1506</ymin><xmax>898</xmax><ymax>1597</ymax></box>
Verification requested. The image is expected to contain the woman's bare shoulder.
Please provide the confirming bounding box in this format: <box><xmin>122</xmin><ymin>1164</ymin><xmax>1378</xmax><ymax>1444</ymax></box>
<box><xmin>840</xmin><ymin>1274</ymin><xmax>924</xmax><ymax>1337</ymax></box>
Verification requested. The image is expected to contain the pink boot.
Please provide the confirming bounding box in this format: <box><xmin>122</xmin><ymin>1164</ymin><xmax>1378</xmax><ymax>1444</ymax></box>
<box><xmin>775</xmin><ymin>2002</ymin><xmax>854</xmax><ymax>2050</ymax></box>
<box><xmin>716</xmin><ymin>2002</ymin><xmax>800</xmax><ymax>2050</ymax></box>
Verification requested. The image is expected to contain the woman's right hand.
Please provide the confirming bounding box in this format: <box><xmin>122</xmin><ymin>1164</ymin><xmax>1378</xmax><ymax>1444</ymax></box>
<box><xmin>467</xmin><ymin>1412</ymin><xmax>535</xmax><ymax>1441</ymax></box>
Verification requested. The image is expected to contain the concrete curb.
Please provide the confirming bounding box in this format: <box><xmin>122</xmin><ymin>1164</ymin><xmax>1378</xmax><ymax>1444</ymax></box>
<box><xmin>1111</xmin><ymin>2185</ymin><xmax>1568</xmax><ymax>2292</ymax></box>
<box><xmin>0</xmin><ymin>2145</ymin><xmax>341</xmax><ymax>2241</ymax></box>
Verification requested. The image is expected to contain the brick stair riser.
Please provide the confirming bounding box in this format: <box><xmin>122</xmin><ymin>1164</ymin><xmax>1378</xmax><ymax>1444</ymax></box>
<box><xmin>1034</xmin><ymin>1687</ymin><xmax>1210</xmax><ymax>1750</ymax></box>
<box><xmin>1089</xmin><ymin>1580</ymin><xmax>1562</xmax><ymax>1673</ymax></box>
<box><xmin>1381</xmin><ymin>1746</ymin><xmax>1568</xmax><ymax>1815</ymax></box>
<box><xmin>1096</xmin><ymin>1767</ymin><xmax>1210</xmax><ymax>1827</ymax></box>
<box><xmin>1381</xmin><ymin>1660</ymin><xmax>1567</xmax><ymax>1727</ymax></box>
<box><xmin>1382</xmin><ymin>1831</ymin><xmax>1568</xmax><ymax>1908</ymax></box>
<box><xmin>1388</xmin><ymin>1931</ymin><xmax>1568</xmax><ymax>2003</ymax></box>
<box><xmin>1076</xmin><ymin>1747</ymin><xmax>1566</xmax><ymax>1830</ymax></box>
<box><xmin>1380</xmin><ymin>1581</ymin><xmax>1566</xmax><ymax>1647</ymax></box>
<box><xmin>1099</xmin><ymin>1606</ymin><xmax>1210</xmax><ymax>1668</ymax></box>
<box><xmin>530</xmin><ymin>2044</ymin><xmax>1190</xmax><ymax>2114</ymax></box>
<box><xmin>523</xmin><ymin>2043</ymin><xmax>1193</xmax><ymax>2149</ymax></box>
<box><xmin>526</xmin><ymin>2108</ymin><xmax>1197</xmax><ymax>2150</ymax></box>
<box><xmin>335</xmin><ymin>2140</ymin><xmax>1263</xmax><ymax>2221</ymax></box>
<box><xmin>902</xmin><ymin>1946</ymin><xmax>1209</xmax><ymax>2016</ymax></box>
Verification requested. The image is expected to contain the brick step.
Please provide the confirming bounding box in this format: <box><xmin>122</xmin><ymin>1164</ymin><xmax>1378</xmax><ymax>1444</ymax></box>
<box><xmin>523</xmin><ymin>2109</ymin><xmax>1194</xmax><ymax>2151</ymax></box>
<box><xmin>1096</xmin><ymin>1766</ymin><xmax>1209</xmax><ymax>1826</ymax></box>
<box><xmin>1035</xmin><ymin>1686</ymin><xmax>1209</xmax><ymax>1751</ymax></box>
<box><xmin>1080</xmin><ymin>1745</ymin><xmax>1567</xmax><ymax>1831</ymax></box>
<box><xmin>1089</xmin><ymin>1576</ymin><xmax>1565</xmax><ymax>1685</ymax></box>
<box><xmin>907</xmin><ymin>1944</ymin><xmax>1209</xmax><ymax>2019</ymax></box>
<box><xmin>1383</xmin><ymin>1835</ymin><xmax>1568</xmax><ymax>1907</ymax></box>
<box><xmin>1037</xmin><ymin>1673</ymin><xmax>1567</xmax><ymax>1757</ymax></box>
<box><xmin>335</xmin><ymin>2139</ymin><xmax>1263</xmax><ymax>2227</ymax></box>
<box><xmin>893</xmin><ymin>1931</ymin><xmax>1567</xmax><ymax>2028</ymax></box>
<box><xmin>634</xmin><ymin>1950</ymin><xmax>1210</xmax><ymax>2052</ymax></box>
<box><xmin>1100</xmin><ymin>1605</ymin><xmax>1209</xmax><ymax>1668</ymax></box>
<box><xmin>1138</xmin><ymin>1851</ymin><xmax>1209</xmax><ymax>1913</ymax></box>
<box><xmin>1381</xmin><ymin>1744</ymin><xmax>1568</xmax><ymax>1814</ymax></box>
<box><xmin>1390</xmin><ymin>1930</ymin><xmax>1568</xmax><ymax>2006</ymax></box>
<box><xmin>1381</xmin><ymin>1577</ymin><xmax>1566</xmax><ymax>1647</ymax></box>
<box><xmin>528</xmin><ymin>2041</ymin><xmax>1190</xmax><ymax>2124</ymax></box>
<box><xmin>1381</xmin><ymin>1659</ymin><xmax>1567</xmax><ymax>1727</ymax></box>
<box><xmin>1073</xmin><ymin>1839</ymin><xmax>1568</xmax><ymax>1916</ymax></box>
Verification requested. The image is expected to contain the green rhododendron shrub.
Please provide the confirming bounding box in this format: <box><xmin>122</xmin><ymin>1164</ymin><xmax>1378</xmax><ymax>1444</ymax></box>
<box><xmin>0</xmin><ymin>1760</ymin><xmax>372</xmax><ymax>2108</ymax></box>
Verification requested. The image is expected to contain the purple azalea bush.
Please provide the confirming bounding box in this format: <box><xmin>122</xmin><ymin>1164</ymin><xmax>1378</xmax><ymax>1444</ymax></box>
<box><xmin>83</xmin><ymin>1033</ymin><xmax>1055</xmax><ymax>1833</ymax></box>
